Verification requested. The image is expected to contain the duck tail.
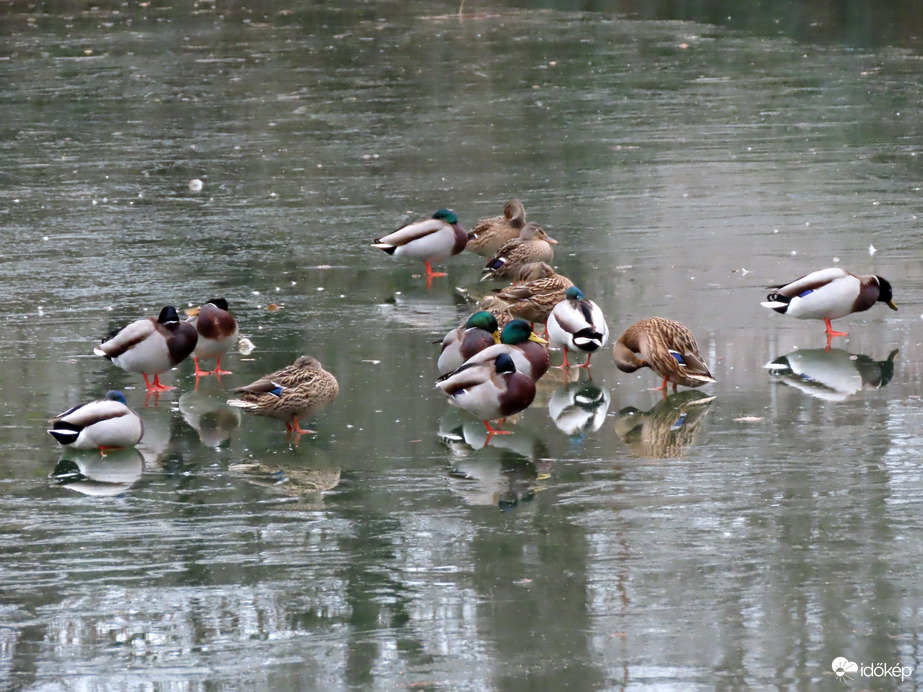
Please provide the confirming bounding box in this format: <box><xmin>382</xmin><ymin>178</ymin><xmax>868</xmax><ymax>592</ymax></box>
<box><xmin>573</xmin><ymin>328</ymin><xmax>603</xmax><ymax>352</ymax></box>
<box><xmin>761</xmin><ymin>292</ymin><xmax>789</xmax><ymax>314</ymax></box>
<box><xmin>48</xmin><ymin>426</ymin><xmax>80</xmax><ymax>445</ymax></box>
<box><xmin>371</xmin><ymin>241</ymin><xmax>397</xmax><ymax>255</ymax></box>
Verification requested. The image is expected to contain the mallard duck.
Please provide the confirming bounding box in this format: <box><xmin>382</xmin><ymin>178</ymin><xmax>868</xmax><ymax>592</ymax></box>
<box><xmin>480</xmin><ymin>222</ymin><xmax>557</xmax><ymax>282</ymax></box>
<box><xmin>436</xmin><ymin>352</ymin><xmax>536</xmax><ymax>440</ymax></box>
<box><xmin>442</xmin><ymin>319</ymin><xmax>549</xmax><ymax>381</ymax></box>
<box><xmin>466</xmin><ymin>199</ymin><xmax>527</xmax><ymax>257</ymax></box>
<box><xmin>547</xmin><ymin>286</ymin><xmax>609</xmax><ymax>368</ymax></box>
<box><xmin>612</xmin><ymin>317</ymin><xmax>716</xmax><ymax>391</ymax></box>
<box><xmin>479</xmin><ymin>262</ymin><xmax>574</xmax><ymax>325</ymax></box>
<box><xmin>372</xmin><ymin>209</ymin><xmax>468</xmax><ymax>282</ymax></box>
<box><xmin>48</xmin><ymin>390</ymin><xmax>144</xmax><ymax>451</ymax></box>
<box><xmin>760</xmin><ymin>268</ymin><xmax>897</xmax><ymax>341</ymax></box>
<box><xmin>186</xmin><ymin>298</ymin><xmax>238</xmax><ymax>376</ymax></box>
<box><xmin>94</xmin><ymin>306</ymin><xmax>198</xmax><ymax>392</ymax></box>
<box><xmin>228</xmin><ymin>356</ymin><xmax>338</xmax><ymax>435</ymax></box>
<box><xmin>437</xmin><ymin>310</ymin><xmax>501</xmax><ymax>375</ymax></box>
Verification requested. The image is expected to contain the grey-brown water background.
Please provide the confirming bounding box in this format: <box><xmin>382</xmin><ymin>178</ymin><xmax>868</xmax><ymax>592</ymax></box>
<box><xmin>1</xmin><ymin>0</ymin><xmax>923</xmax><ymax>689</ymax></box>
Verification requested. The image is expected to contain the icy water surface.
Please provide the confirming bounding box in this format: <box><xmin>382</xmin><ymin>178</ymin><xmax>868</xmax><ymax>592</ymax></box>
<box><xmin>1</xmin><ymin>1</ymin><xmax>922</xmax><ymax>689</ymax></box>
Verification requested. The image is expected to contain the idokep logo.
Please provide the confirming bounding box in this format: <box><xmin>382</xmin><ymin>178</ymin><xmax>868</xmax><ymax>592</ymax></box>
<box><xmin>832</xmin><ymin>657</ymin><xmax>912</xmax><ymax>683</ymax></box>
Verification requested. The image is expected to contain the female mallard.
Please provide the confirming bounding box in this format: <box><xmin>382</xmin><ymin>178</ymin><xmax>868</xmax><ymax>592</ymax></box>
<box><xmin>437</xmin><ymin>310</ymin><xmax>501</xmax><ymax>375</ymax></box>
<box><xmin>186</xmin><ymin>298</ymin><xmax>238</xmax><ymax>376</ymax></box>
<box><xmin>442</xmin><ymin>319</ymin><xmax>549</xmax><ymax>381</ymax></box>
<box><xmin>760</xmin><ymin>268</ymin><xmax>897</xmax><ymax>341</ymax></box>
<box><xmin>547</xmin><ymin>286</ymin><xmax>609</xmax><ymax>368</ymax></box>
<box><xmin>466</xmin><ymin>199</ymin><xmax>527</xmax><ymax>257</ymax></box>
<box><xmin>612</xmin><ymin>317</ymin><xmax>716</xmax><ymax>391</ymax></box>
<box><xmin>436</xmin><ymin>352</ymin><xmax>536</xmax><ymax>440</ymax></box>
<box><xmin>227</xmin><ymin>356</ymin><xmax>338</xmax><ymax>435</ymax></box>
<box><xmin>372</xmin><ymin>209</ymin><xmax>468</xmax><ymax>283</ymax></box>
<box><xmin>480</xmin><ymin>223</ymin><xmax>557</xmax><ymax>283</ymax></box>
<box><xmin>48</xmin><ymin>390</ymin><xmax>144</xmax><ymax>451</ymax></box>
<box><xmin>480</xmin><ymin>262</ymin><xmax>574</xmax><ymax>326</ymax></box>
<box><xmin>94</xmin><ymin>306</ymin><xmax>198</xmax><ymax>392</ymax></box>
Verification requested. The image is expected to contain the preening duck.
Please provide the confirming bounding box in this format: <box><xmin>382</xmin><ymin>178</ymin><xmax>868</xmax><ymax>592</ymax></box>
<box><xmin>612</xmin><ymin>317</ymin><xmax>715</xmax><ymax>392</ymax></box>
<box><xmin>466</xmin><ymin>199</ymin><xmax>527</xmax><ymax>257</ymax></box>
<box><xmin>372</xmin><ymin>209</ymin><xmax>468</xmax><ymax>283</ymax></box>
<box><xmin>760</xmin><ymin>267</ymin><xmax>897</xmax><ymax>342</ymax></box>
<box><xmin>48</xmin><ymin>390</ymin><xmax>144</xmax><ymax>452</ymax></box>
<box><xmin>186</xmin><ymin>298</ymin><xmax>238</xmax><ymax>376</ymax></box>
<box><xmin>94</xmin><ymin>306</ymin><xmax>198</xmax><ymax>392</ymax></box>
<box><xmin>546</xmin><ymin>286</ymin><xmax>609</xmax><ymax>368</ymax></box>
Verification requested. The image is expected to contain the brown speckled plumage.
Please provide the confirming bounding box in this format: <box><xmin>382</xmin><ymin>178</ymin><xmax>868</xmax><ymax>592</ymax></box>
<box><xmin>612</xmin><ymin>318</ymin><xmax>715</xmax><ymax>390</ymax></box>
<box><xmin>466</xmin><ymin>199</ymin><xmax>527</xmax><ymax>257</ymax></box>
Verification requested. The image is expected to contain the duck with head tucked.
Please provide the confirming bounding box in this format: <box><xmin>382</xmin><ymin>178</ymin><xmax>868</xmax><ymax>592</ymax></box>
<box><xmin>760</xmin><ymin>267</ymin><xmax>897</xmax><ymax>345</ymax></box>
<box><xmin>94</xmin><ymin>306</ymin><xmax>198</xmax><ymax>392</ymax></box>
<box><xmin>466</xmin><ymin>199</ymin><xmax>527</xmax><ymax>257</ymax></box>
<box><xmin>186</xmin><ymin>298</ymin><xmax>238</xmax><ymax>377</ymax></box>
<box><xmin>480</xmin><ymin>262</ymin><xmax>575</xmax><ymax>327</ymax></box>
<box><xmin>547</xmin><ymin>286</ymin><xmax>609</xmax><ymax>368</ymax></box>
<box><xmin>372</xmin><ymin>209</ymin><xmax>468</xmax><ymax>285</ymax></box>
<box><xmin>613</xmin><ymin>317</ymin><xmax>716</xmax><ymax>393</ymax></box>
<box><xmin>436</xmin><ymin>352</ymin><xmax>536</xmax><ymax>443</ymax></box>
<box><xmin>480</xmin><ymin>222</ymin><xmax>557</xmax><ymax>283</ymax></box>
<box><xmin>228</xmin><ymin>356</ymin><xmax>338</xmax><ymax>437</ymax></box>
<box><xmin>441</xmin><ymin>319</ymin><xmax>549</xmax><ymax>382</ymax></box>
<box><xmin>437</xmin><ymin>310</ymin><xmax>501</xmax><ymax>375</ymax></box>
<box><xmin>48</xmin><ymin>390</ymin><xmax>144</xmax><ymax>452</ymax></box>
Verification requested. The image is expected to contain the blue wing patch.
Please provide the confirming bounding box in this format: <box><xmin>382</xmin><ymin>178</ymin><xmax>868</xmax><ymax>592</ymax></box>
<box><xmin>669</xmin><ymin>350</ymin><xmax>686</xmax><ymax>366</ymax></box>
<box><xmin>670</xmin><ymin>413</ymin><xmax>688</xmax><ymax>431</ymax></box>
<box><xmin>798</xmin><ymin>289</ymin><xmax>814</xmax><ymax>298</ymax></box>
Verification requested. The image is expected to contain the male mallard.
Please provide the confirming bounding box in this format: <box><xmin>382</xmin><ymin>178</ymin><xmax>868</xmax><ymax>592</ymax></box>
<box><xmin>480</xmin><ymin>222</ymin><xmax>557</xmax><ymax>283</ymax></box>
<box><xmin>186</xmin><ymin>298</ymin><xmax>239</xmax><ymax>377</ymax></box>
<box><xmin>612</xmin><ymin>317</ymin><xmax>715</xmax><ymax>392</ymax></box>
<box><xmin>480</xmin><ymin>262</ymin><xmax>574</xmax><ymax>326</ymax></box>
<box><xmin>442</xmin><ymin>319</ymin><xmax>549</xmax><ymax>381</ymax></box>
<box><xmin>466</xmin><ymin>199</ymin><xmax>527</xmax><ymax>257</ymax></box>
<box><xmin>437</xmin><ymin>310</ymin><xmax>501</xmax><ymax>375</ymax></box>
<box><xmin>227</xmin><ymin>356</ymin><xmax>338</xmax><ymax>435</ymax></box>
<box><xmin>760</xmin><ymin>268</ymin><xmax>897</xmax><ymax>341</ymax></box>
<box><xmin>547</xmin><ymin>286</ymin><xmax>609</xmax><ymax>368</ymax></box>
<box><xmin>436</xmin><ymin>352</ymin><xmax>536</xmax><ymax>440</ymax></box>
<box><xmin>372</xmin><ymin>209</ymin><xmax>468</xmax><ymax>283</ymax></box>
<box><xmin>94</xmin><ymin>306</ymin><xmax>198</xmax><ymax>392</ymax></box>
<box><xmin>48</xmin><ymin>390</ymin><xmax>144</xmax><ymax>451</ymax></box>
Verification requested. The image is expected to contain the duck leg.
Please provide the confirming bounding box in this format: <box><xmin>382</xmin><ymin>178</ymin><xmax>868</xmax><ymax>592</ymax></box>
<box><xmin>424</xmin><ymin>261</ymin><xmax>447</xmax><ymax>278</ymax></box>
<box><xmin>824</xmin><ymin>318</ymin><xmax>848</xmax><ymax>338</ymax></box>
<box><xmin>210</xmin><ymin>356</ymin><xmax>232</xmax><ymax>376</ymax></box>
<box><xmin>143</xmin><ymin>373</ymin><xmax>175</xmax><ymax>392</ymax></box>
<box><xmin>482</xmin><ymin>419</ymin><xmax>511</xmax><ymax>446</ymax></box>
<box><xmin>287</xmin><ymin>416</ymin><xmax>316</xmax><ymax>435</ymax></box>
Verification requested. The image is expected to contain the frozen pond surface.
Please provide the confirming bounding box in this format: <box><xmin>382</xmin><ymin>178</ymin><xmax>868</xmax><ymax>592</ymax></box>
<box><xmin>1</xmin><ymin>1</ymin><xmax>922</xmax><ymax>689</ymax></box>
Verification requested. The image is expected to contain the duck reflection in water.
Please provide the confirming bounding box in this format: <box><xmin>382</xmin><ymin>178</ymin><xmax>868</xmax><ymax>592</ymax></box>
<box><xmin>615</xmin><ymin>390</ymin><xmax>715</xmax><ymax>459</ymax></box>
<box><xmin>228</xmin><ymin>461</ymin><xmax>341</xmax><ymax>500</ymax></box>
<box><xmin>766</xmin><ymin>347</ymin><xmax>898</xmax><ymax>402</ymax></box>
<box><xmin>179</xmin><ymin>383</ymin><xmax>242</xmax><ymax>448</ymax></box>
<box><xmin>445</xmin><ymin>448</ymin><xmax>550</xmax><ymax>510</ymax></box>
<box><xmin>49</xmin><ymin>447</ymin><xmax>144</xmax><ymax>497</ymax></box>
<box><xmin>548</xmin><ymin>380</ymin><xmax>611</xmax><ymax>444</ymax></box>
<box><xmin>438</xmin><ymin>408</ymin><xmax>546</xmax><ymax>457</ymax></box>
